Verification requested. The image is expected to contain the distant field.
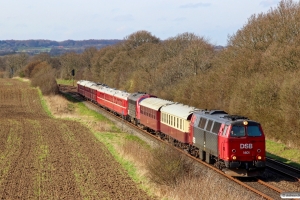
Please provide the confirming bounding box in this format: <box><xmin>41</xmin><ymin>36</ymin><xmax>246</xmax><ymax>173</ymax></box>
<box><xmin>17</xmin><ymin>47</ymin><xmax>51</xmax><ymax>53</ymax></box>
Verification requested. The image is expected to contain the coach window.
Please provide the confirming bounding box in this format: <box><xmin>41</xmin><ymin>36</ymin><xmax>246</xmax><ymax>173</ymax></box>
<box><xmin>177</xmin><ymin>118</ymin><xmax>179</xmax><ymax>128</ymax></box>
<box><xmin>180</xmin><ymin>119</ymin><xmax>182</xmax><ymax>130</ymax></box>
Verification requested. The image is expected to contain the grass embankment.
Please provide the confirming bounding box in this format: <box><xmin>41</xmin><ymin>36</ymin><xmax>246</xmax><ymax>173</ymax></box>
<box><xmin>266</xmin><ymin>140</ymin><xmax>300</xmax><ymax>168</ymax></box>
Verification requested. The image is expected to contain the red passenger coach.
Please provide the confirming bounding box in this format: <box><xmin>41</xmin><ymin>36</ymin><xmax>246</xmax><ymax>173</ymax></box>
<box><xmin>139</xmin><ymin>98</ymin><xmax>173</xmax><ymax>132</ymax></box>
<box><xmin>97</xmin><ymin>87</ymin><xmax>130</xmax><ymax>117</ymax></box>
<box><xmin>77</xmin><ymin>80</ymin><xmax>87</xmax><ymax>96</ymax></box>
<box><xmin>77</xmin><ymin>80</ymin><xmax>104</xmax><ymax>103</ymax></box>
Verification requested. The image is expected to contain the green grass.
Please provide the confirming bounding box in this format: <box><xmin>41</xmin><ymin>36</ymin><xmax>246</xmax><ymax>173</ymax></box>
<box><xmin>57</xmin><ymin>79</ymin><xmax>76</xmax><ymax>86</ymax></box>
<box><xmin>93</xmin><ymin>132</ymin><xmax>151</xmax><ymax>192</ymax></box>
<box><xmin>125</xmin><ymin>135</ymin><xmax>151</xmax><ymax>150</ymax></box>
<box><xmin>37</xmin><ymin>89</ymin><xmax>53</xmax><ymax>117</ymax></box>
<box><xmin>266</xmin><ymin>140</ymin><xmax>300</xmax><ymax>169</ymax></box>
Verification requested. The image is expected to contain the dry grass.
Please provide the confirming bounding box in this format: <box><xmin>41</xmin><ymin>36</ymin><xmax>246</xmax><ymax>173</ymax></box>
<box><xmin>121</xmin><ymin>139</ymin><xmax>261</xmax><ymax>200</ymax></box>
<box><xmin>44</xmin><ymin>95</ymin><xmax>113</xmax><ymax>131</ymax></box>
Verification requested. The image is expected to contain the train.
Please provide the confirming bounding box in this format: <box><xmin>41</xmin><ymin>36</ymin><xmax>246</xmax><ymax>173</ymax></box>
<box><xmin>77</xmin><ymin>80</ymin><xmax>266</xmax><ymax>177</ymax></box>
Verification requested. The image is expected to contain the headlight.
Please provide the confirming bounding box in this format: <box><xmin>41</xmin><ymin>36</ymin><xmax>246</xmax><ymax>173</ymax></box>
<box><xmin>232</xmin><ymin>155</ymin><xmax>237</xmax><ymax>160</ymax></box>
<box><xmin>257</xmin><ymin>156</ymin><xmax>262</xmax><ymax>160</ymax></box>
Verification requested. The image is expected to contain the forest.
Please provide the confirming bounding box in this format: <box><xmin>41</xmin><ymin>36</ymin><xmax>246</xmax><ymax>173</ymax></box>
<box><xmin>0</xmin><ymin>0</ymin><xmax>299</xmax><ymax>148</ymax></box>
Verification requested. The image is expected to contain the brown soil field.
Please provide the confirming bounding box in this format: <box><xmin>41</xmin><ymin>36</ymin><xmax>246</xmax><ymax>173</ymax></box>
<box><xmin>0</xmin><ymin>78</ymin><xmax>153</xmax><ymax>199</ymax></box>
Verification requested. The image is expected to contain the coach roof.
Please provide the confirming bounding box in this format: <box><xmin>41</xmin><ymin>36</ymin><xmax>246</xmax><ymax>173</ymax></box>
<box><xmin>161</xmin><ymin>103</ymin><xmax>200</xmax><ymax>119</ymax></box>
<box><xmin>140</xmin><ymin>97</ymin><xmax>173</xmax><ymax>111</ymax></box>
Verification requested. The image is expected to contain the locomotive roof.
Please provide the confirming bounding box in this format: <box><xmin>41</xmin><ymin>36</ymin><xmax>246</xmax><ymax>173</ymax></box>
<box><xmin>139</xmin><ymin>97</ymin><xmax>173</xmax><ymax>111</ymax></box>
<box><xmin>161</xmin><ymin>103</ymin><xmax>200</xmax><ymax>120</ymax></box>
<box><xmin>99</xmin><ymin>87</ymin><xmax>130</xmax><ymax>100</ymax></box>
<box><xmin>193</xmin><ymin>110</ymin><xmax>260</xmax><ymax>125</ymax></box>
<box><xmin>128</xmin><ymin>92</ymin><xmax>148</xmax><ymax>101</ymax></box>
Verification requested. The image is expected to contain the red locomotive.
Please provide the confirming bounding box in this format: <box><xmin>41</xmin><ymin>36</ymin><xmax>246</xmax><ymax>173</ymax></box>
<box><xmin>190</xmin><ymin>110</ymin><xmax>265</xmax><ymax>176</ymax></box>
<box><xmin>77</xmin><ymin>80</ymin><xmax>266</xmax><ymax>177</ymax></box>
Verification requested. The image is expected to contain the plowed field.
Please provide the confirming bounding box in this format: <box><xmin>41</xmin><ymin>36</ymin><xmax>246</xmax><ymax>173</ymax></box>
<box><xmin>0</xmin><ymin>79</ymin><xmax>153</xmax><ymax>199</ymax></box>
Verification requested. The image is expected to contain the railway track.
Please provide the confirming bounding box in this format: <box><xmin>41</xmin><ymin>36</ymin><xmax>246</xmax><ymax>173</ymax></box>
<box><xmin>266</xmin><ymin>157</ymin><xmax>300</xmax><ymax>182</ymax></box>
<box><xmin>58</xmin><ymin>84</ymin><xmax>291</xmax><ymax>200</ymax></box>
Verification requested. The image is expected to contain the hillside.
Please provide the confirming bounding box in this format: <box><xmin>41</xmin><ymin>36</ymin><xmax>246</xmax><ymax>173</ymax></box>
<box><xmin>0</xmin><ymin>39</ymin><xmax>123</xmax><ymax>56</ymax></box>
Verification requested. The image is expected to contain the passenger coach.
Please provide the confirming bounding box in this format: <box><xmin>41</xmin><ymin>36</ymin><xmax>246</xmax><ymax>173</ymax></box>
<box><xmin>139</xmin><ymin>97</ymin><xmax>173</xmax><ymax>134</ymax></box>
<box><xmin>160</xmin><ymin>103</ymin><xmax>198</xmax><ymax>146</ymax></box>
<box><xmin>97</xmin><ymin>87</ymin><xmax>130</xmax><ymax>118</ymax></box>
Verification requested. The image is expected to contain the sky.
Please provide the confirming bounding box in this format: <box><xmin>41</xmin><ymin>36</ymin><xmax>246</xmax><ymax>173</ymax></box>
<box><xmin>0</xmin><ymin>0</ymin><xmax>282</xmax><ymax>46</ymax></box>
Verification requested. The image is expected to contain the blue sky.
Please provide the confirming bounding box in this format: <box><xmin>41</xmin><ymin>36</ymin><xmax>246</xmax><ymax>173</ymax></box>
<box><xmin>0</xmin><ymin>0</ymin><xmax>281</xmax><ymax>46</ymax></box>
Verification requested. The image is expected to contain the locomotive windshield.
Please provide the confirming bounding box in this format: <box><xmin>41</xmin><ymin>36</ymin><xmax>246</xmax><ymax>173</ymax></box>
<box><xmin>247</xmin><ymin>125</ymin><xmax>262</xmax><ymax>136</ymax></box>
<box><xmin>230</xmin><ymin>126</ymin><xmax>245</xmax><ymax>137</ymax></box>
<box><xmin>230</xmin><ymin>125</ymin><xmax>262</xmax><ymax>137</ymax></box>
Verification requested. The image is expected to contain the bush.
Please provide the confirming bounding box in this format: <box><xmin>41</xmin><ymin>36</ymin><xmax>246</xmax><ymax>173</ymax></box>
<box><xmin>31</xmin><ymin>62</ymin><xmax>58</xmax><ymax>95</ymax></box>
<box><xmin>146</xmin><ymin>145</ymin><xmax>194</xmax><ymax>186</ymax></box>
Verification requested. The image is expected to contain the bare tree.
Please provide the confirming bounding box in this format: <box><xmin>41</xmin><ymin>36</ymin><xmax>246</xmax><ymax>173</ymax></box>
<box><xmin>123</xmin><ymin>30</ymin><xmax>160</xmax><ymax>50</ymax></box>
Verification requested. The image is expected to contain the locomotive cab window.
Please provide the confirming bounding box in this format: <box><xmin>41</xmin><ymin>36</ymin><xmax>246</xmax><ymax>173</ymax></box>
<box><xmin>247</xmin><ymin>126</ymin><xmax>262</xmax><ymax>136</ymax></box>
<box><xmin>206</xmin><ymin>120</ymin><xmax>213</xmax><ymax>132</ymax></box>
<box><xmin>223</xmin><ymin>126</ymin><xmax>228</xmax><ymax>136</ymax></box>
<box><xmin>198</xmin><ymin>118</ymin><xmax>207</xmax><ymax>129</ymax></box>
<box><xmin>230</xmin><ymin>126</ymin><xmax>245</xmax><ymax>137</ymax></box>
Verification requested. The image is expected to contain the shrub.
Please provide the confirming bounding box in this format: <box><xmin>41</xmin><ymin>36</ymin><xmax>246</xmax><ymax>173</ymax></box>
<box><xmin>31</xmin><ymin>62</ymin><xmax>58</xmax><ymax>95</ymax></box>
<box><xmin>146</xmin><ymin>145</ymin><xmax>194</xmax><ymax>186</ymax></box>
